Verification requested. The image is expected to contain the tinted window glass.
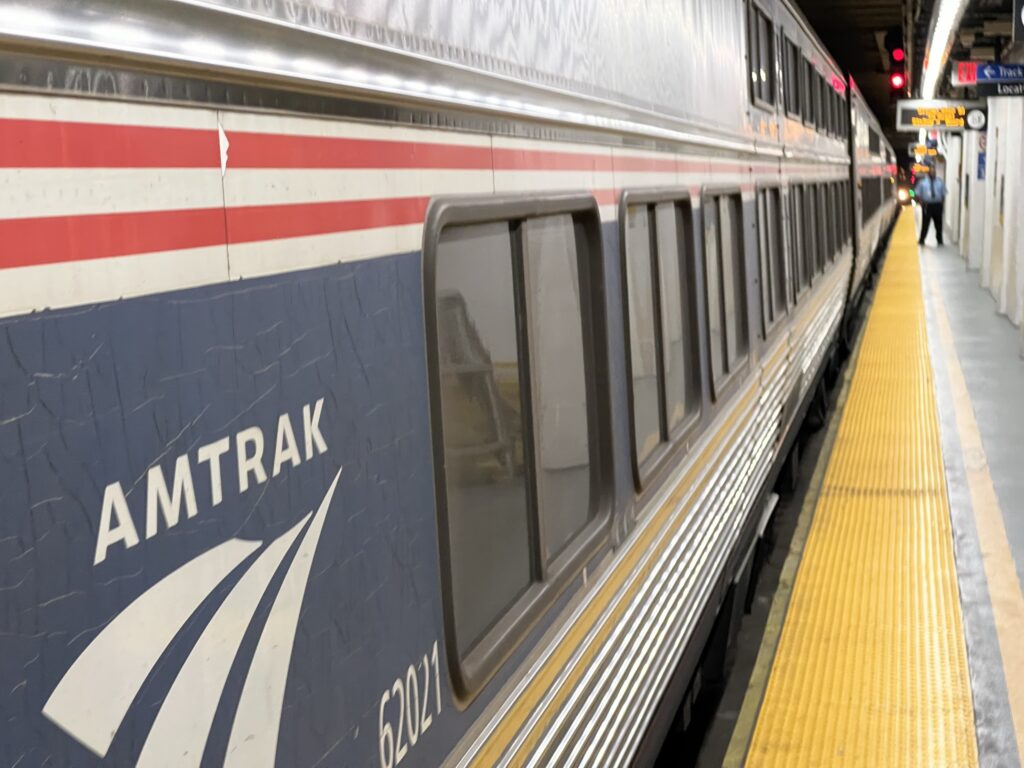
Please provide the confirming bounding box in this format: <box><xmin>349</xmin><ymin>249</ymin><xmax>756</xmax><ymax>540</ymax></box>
<box><xmin>624</xmin><ymin>207</ymin><xmax>660</xmax><ymax>465</ymax></box>
<box><xmin>435</xmin><ymin>222</ymin><xmax>532</xmax><ymax>656</ymax></box>
<box><xmin>749</xmin><ymin>4</ymin><xmax>775</xmax><ymax>106</ymax></box>
<box><xmin>784</xmin><ymin>38</ymin><xmax>800</xmax><ymax>116</ymax></box>
<box><xmin>524</xmin><ymin>215</ymin><xmax>592</xmax><ymax>561</ymax></box>
<box><xmin>655</xmin><ymin>202</ymin><xmax>697</xmax><ymax>431</ymax></box>
<box><xmin>789</xmin><ymin>185</ymin><xmax>806</xmax><ymax>294</ymax></box>
<box><xmin>704</xmin><ymin>202</ymin><xmax>725</xmax><ymax>383</ymax></box>
<box><xmin>757</xmin><ymin>190</ymin><xmax>773</xmax><ymax>329</ymax></box>
<box><xmin>706</xmin><ymin>193</ymin><xmax>748</xmax><ymax>389</ymax></box>
<box><xmin>802</xmin><ymin>184</ymin><xmax>817</xmax><ymax>277</ymax></box>
<box><xmin>802</xmin><ymin>58</ymin><xmax>813</xmax><ymax>124</ymax></box>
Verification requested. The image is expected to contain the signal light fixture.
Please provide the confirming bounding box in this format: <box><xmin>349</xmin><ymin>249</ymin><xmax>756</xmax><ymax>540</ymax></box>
<box><xmin>890</xmin><ymin>72</ymin><xmax>906</xmax><ymax>89</ymax></box>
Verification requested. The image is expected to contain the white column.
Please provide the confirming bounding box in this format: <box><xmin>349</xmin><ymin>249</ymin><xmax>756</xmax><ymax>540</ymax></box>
<box><xmin>966</xmin><ymin>128</ymin><xmax>987</xmax><ymax>270</ymax></box>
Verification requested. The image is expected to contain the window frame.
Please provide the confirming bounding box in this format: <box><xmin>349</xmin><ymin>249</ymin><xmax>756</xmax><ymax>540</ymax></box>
<box><xmin>618</xmin><ymin>188</ymin><xmax>703</xmax><ymax>492</ymax></box>
<box><xmin>422</xmin><ymin>193</ymin><xmax>614</xmax><ymax>702</ymax></box>
<box><xmin>701</xmin><ymin>186</ymin><xmax>750</xmax><ymax>403</ymax></box>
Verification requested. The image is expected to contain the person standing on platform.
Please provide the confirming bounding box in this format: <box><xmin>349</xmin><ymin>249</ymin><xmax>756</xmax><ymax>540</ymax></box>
<box><xmin>915</xmin><ymin>165</ymin><xmax>947</xmax><ymax>246</ymax></box>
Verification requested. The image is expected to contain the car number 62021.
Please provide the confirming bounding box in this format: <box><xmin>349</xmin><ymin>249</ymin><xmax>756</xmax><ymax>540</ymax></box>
<box><xmin>378</xmin><ymin>641</ymin><xmax>442</xmax><ymax>768</ymax></box>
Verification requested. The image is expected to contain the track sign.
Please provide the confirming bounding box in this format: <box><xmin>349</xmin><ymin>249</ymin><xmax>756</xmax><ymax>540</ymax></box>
<box><xmin>896</xmin><ymin>99</ymin><xmax>986</xmax><ymax>132</ymax></box>
<box><xmin>975</xmin><ymin>63</ymin><xmax>1024</xmax><ymax>82</ymax></box>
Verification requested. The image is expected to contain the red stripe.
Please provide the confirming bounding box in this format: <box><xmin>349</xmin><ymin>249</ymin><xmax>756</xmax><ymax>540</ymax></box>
<box><xmin>0</xmin><ymin>208</ymin><xmax>226</xmax><ymax>269</ymax></box>
<box><xmin>227</xmin><ymin>132</ymin><xmax>492</xmax><ymax>170</ymax></box>
<box><xmin>225</xmin><ymin>197</ymin><xmax>429</xmax><ymax>243</ymax></box>
<box><xmin>612</xmin><ymin>155</ymin><xmax>679</xmax><ymax>173</ymax></box>
<box><xmin>0</xmin><ymin>119</ymin><xmax>219</xmax><ymax>168</ymax></box>
<box><xmin>492</xmin><ymin>147</ymin><xmax>613</xmax><ymax>172</ymax></box>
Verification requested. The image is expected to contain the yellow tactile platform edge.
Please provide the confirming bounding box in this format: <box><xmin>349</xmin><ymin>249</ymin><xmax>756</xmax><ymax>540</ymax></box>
<box><xmin>746</xmin><ymin>210</ymin><xmax>978</xmax><ymax>768</ymax></box>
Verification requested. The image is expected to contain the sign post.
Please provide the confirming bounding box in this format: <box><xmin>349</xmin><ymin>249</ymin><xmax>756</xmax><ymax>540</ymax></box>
<box><xmin>895</xmin><ymin>100</ymin><xmax>987</xmax><ymax>132</ymax></box>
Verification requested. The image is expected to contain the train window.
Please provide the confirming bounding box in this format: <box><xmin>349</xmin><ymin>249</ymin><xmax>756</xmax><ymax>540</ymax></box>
<box><xmin>788</xmin><ymin>185</ymin><xmax>807</xmax><ymax>299</ymax></box>
<box><xmin>433</xmin><ymin>222</ymin><xmax>532</xmax><ymax>659</ymax></box>
<box><xmin>817</xmin><ymin>185</ymin><xmax>831</xmax><ymax>266</ymax></box>
<box><xmin>756</xmin><ymin>187</ymin><xmax>787</xmax><ymax>334</ymax></box>
<box><xmin>832</xmin><ymin>183</ymin><xmax>843</xmax><ymax>255</ymax></box>
<box><xmin>844</xmin><ymin>181</ymin><xmax>853</xmax><ymax>242</ymax></box>
<box><xmin>621</xmin><ymin>193</ymin><xmax>700</xmax><ymax>485</ymax></box>
<box><xmin>426</xmin><ymin>195</ymin><xmax>609</xmax><ymax>696</ymax></box>
<box><xmin>814</xmin><ymin>74</ymin><xmax>825</xmax><ymax>132</ymax></box>
<box><xmin>801</xmin><ymin>56</ymin><xmax>814</xmax><ymax>125</ymax></box>
<box><xmin>802</xmin><ymin>184</ymin><xmax>818</xmax><ymax>277</ymax></box>
<box><xmin>704</xmin><ymin>192</ymin><xmax>748</xmax><ymax>394</ymax></box>
<box><xmin>747</xmin><ymin>2</ymin><xmax>776</xmax><ymax>108</ymax></box>
<box><xmin>819</xmin><ymin>185</ymin><xmax>835</xmax><ymax>264</ymax></box>
<box><xmin>783</xmin><ymin>37</ymin><xmax>801</xmax><ymax>117</ymax></box>
<box><xmin>868</xmin><ymin>130</ymin><xmax>881</xmax><ymax>155</ymax></box>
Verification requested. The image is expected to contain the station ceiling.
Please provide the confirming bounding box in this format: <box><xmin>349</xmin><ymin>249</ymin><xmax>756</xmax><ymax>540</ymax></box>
<box><xmin>796</xmin><ymin>0</ymin><xmax>1018</xmax><ymax>155</ymax></box>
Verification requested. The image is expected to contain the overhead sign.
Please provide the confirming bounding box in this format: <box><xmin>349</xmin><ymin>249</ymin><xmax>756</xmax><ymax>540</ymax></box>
<box><xmin>911</xmin><ymin>144</ymin><xmax>939</xmax><ymax>156</ymax></box>
<box><xmin>978</xmin><ymin>81</ymin><xmax>1024</xmax><ymax>97</ymax></box>
<box><xmin>976</xmin><ymin>63</ymin><xmax>1024</xmax><ymax>82</ymax></box>
<box><xmin>896</xmin><ymin>100</ymin><xmax>987</xmax><ymax>132</ymax></box>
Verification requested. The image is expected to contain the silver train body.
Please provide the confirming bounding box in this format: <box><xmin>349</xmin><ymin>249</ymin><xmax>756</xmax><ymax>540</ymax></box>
<box><xmin>0</xmin><ymin>1</ymin><xmax>897</xmax><ymax>766</ymax></box>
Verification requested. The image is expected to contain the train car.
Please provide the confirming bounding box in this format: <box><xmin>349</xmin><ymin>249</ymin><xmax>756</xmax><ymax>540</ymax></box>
<box><xmin>0</xmin><ymin>1</ymin><xmax>897</xmax><ymax>766</ymax></box>
<box><xmin>848</xmin><ymin>77</ymin><xmax>901</xmax><ymax>307</ymax></box>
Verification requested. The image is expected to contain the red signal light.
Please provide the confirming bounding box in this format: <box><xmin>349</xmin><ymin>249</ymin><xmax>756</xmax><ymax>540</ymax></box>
<box><xmin>892</xmin><ymin>48</ymin><xmax>905</xmax><ymax>63</ymax></box>
<box><xmin>890</xmin><ymin>72</ymin><xmax>906</xmax><ymax>89</ymax></box>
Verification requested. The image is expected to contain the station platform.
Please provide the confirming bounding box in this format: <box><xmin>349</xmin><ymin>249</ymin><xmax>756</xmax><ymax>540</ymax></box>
<box><xmin>735</xmin><ymin>209</ymin><xmax>1024</xmax><ymax>767</ymax></box>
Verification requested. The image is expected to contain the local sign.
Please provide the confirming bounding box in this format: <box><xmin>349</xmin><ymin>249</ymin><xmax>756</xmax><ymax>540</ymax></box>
<box><xmin>977</xmin><ymin>81</ymin><xmax>1024</xmax><ymax>97</ymax></box>
<box><xmin>896</xmin><ymin>100</ymin><xmax>987</xmax><ymax>132</ymax></box>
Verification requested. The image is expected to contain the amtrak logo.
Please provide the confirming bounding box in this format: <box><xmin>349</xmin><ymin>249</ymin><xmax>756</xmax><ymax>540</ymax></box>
<box><xmin>42</xmin><ymin>468</ymin><xmax>343</xmax><ymax>766</ymax></box>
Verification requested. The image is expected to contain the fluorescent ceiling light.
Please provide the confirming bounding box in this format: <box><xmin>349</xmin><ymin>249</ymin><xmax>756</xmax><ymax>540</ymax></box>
<box><xmin>921</xmin><ymin>0</ymin><xmax>970</xmax><ymax>98</ymax></box>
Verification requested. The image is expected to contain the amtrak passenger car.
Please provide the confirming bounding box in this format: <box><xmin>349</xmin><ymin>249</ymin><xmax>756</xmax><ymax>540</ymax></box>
<box><xmin>0</xmin><ymin>0</ymin><xmax>897</xmax><ymax>765</ymax></box>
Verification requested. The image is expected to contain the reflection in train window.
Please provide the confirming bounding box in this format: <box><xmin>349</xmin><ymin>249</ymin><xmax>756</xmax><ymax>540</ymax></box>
<box><xmin>801</xmin><ymin>56</ymin><xmax>814</xmax><ymax>126</ymax></box>
<box><xmin>747</xmin><ymin>2</ymin><xmax>776</xmax><ymax>108</ymax></box>
<box><xmin>789</xmin><ymin>185</ymin><xmax>808</xmax><ymax>297</ymax></box>
<box><xmin>783</xmin><ymin>36</ymin><xmax>801</xmax><ymax>118</ymax></box>
<box><xmin>802</xmin><ymin>184</ymin><xmax>819</xmax><ymax>276</ymax></box>
<box><xmin>428</xmin><ymin>197</ymin><xmax>608</xmax><ymax>697</ymax></box>
<box><xmin>434</xmin><ymin>222</ymin><xmax>531</xmax><ymax>657</ymax></box>
<box><xmin>705</xmin><ymin>193</ymin><xmax>748</xmax><ymax>394</ymax></box>
<box><xmin>817</xmin><ymin>184</ymin><xmax>831</xmax><ymax>268</ymax></box>
<box><xmin>622</xmin><ymin>196</ymin><xmax>699</xmax><ymax>484</ymax></box>
<box><xmin>524</xmin><ymin>215</ymin><xmax>593</xmax><ymax>560</ymax></box>
<box><xmin>756</xmin><ymin>186</ymin><xmax>787</xmax><ymax>334</ymax></box>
